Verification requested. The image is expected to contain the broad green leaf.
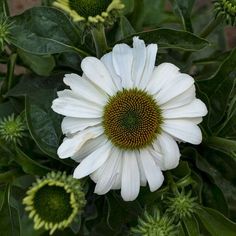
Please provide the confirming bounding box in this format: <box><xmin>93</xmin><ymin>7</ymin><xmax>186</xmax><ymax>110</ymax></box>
<box><xmin>206</xmin><ymin>136</ymin><xmax>236</xmax><ymax>157</ymax></box>
<box><xmin>183</xmin><ymin>216</ymin><xmax>200</xmax><ymax>236</ymax></box>
<box><xmin>0</xmin><ymin>170</ymin><xmax>22</xmax><ymax>183</ymax></box>
<box><xmin>119</xmin><ymin>28</ymin><xmax>209</xmax><ymax>51</ymax></box>
<box><xmin>0</xmin><ymin>185</ymin><xmax>21</xmax><ymax>236</ymax></box>
<box><xmin>198</xmin><ymin>48</ymin><xmax>236</xmax><ymax>128</ymax></box>
<box><xmin>122</xmin><ymin>0</ymin><xmax>134</xmax><ymax>15</ymax></box>
<box><xmin>175</xmin><ymin>0</ymin><xmax>195</xmax><ymax>32</ymax></box>
<box><xmin>9</xmin><ymin>7</ymin><xmax>88</xmax><ymax>57</ymax></box>
<box><xmin>25</xmin><ymin>89</ymin><xmax>62</xmax><ymax>159</ymax></box>
<box><xmin>195</xmin><ymin>207</ymin><xmax>236</xmax><ymax>236</ymax></box>
<box><xmin>14</xmin><ymin>147</ymin><xmax>51</xmax><ymax>176</ymax></box>
<box><xmin>18</xmin><ymin>49</ymin><xmax>55</xmax><ymax>76</ymax></box>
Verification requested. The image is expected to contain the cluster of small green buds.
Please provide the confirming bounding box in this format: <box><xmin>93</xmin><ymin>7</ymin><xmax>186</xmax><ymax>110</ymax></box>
<box><xmin>53</xmin><ymin>0</ymin><xmax>124</xmax><ymax>27</ymax></box>
<box><xmin>165</xmin><ymin>191</ymin><xmax>199</xmax><ymax>220</ymax></box>
<box><xmin>0</xmin><ymin>114</ymin><xmax>25</xmax><ymax>145</ymax></box>
<box><xmin>0</xmin><ymin>14</ymin><xmax>13</xmax><ymax>51</ymax></box>
<box><xmin>131</xmin><ymin>209</ymin><xmax>178</xmax><ymax>236</ymax></box>
<box><xmin>23</xmin><ymin>171</ymin><xmax>86</xmax><ymax>235</ymax></box>
<box><xmin>213</xmin><ymin>0</ymin><xmax>236</xmax><ymax>25</ymax></box>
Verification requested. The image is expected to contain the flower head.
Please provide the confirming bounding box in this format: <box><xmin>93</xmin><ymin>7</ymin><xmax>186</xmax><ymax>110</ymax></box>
<box><xmin>0</xmin><ymin>14</ymin><xmax>13</xmax><ymax>51</ymax></box>
<box><xmin>23</xmin><ymin>171</ymin><xmax>86</xmax><ymax>235</ymax></box>
<box><xmin>53</xmin><ymin>0</ymin><xmax>124</xmax><ymax>25</ymax></box>
<box><xmin>0</xmin><ymin>114</ymin><xmax>25</xmax><ymax>145</ymax></box>
<box><xmin>166</xmin><ymin>191</ymin><xmax>198</xmax><ymax>220</ymax></box>
<box><xmin>52</xmin><ymin>37</ymin><xmax>207</xmax><ymax>201</ymax></box>
<box><xmin>131</xmin><ymin>209</ymin><xmax>178</xmax><ymax>236</ymax></box>
<box><xmin>214</xmin><ymin>0</ymin><xmax>236</xmax><ymax>25</ymax></box>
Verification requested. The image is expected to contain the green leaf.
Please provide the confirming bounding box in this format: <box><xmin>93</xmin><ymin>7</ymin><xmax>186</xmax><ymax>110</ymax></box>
<box><xmin>115</xmin><ymin>16</ymin><xmax>135</xmax><ymax>41</ymax></box>
<box><xmin>119</xmin><ymin>28</ymin><xmax>209</xmax><ymax>51</ymax></box>
<box><xmin>25</xmin><ymin>89</ymin><xmax>62</xmax><ymax>159</ymax></box>
<box><xmin>175</xmin><ymin>0</ymin><xmax>195</xmax><ymax>32</ymax></box>
<box><xmin>18</xmin><ymin>49</ymin><xmax>55</xmax><ymax>76</ymax></box>
<box><xmin>195</xmin><ymin>207</ymin><xmax>236</xmax><ymax>236</ymax></box>
<box><xmin>198</xmin><ymin>48</ymin><xmax>236</xmax><ymax>128</ymax></box>
<box><xmin>183</xmin><ymin>216</ymin><xmax>200</xmax><ymax>236</ymax></box>
<box><xmin>0</xmin><ymin>185</ymin><xmax>21</xmax><ymax>236</ymax></box>
<box><xmin>206</xmin><ymin>137</ymin><xmax>236</xmax><ymax>157</ymax></box>
<box><xmin>9</xmin><ymin>7</ymin><xmax>88</xmax><ymax>57</ymax></box>
<box><xmin>13</xmin><ymin>147</ymin><xmax>51</xmax><ymax>176</ymax></box>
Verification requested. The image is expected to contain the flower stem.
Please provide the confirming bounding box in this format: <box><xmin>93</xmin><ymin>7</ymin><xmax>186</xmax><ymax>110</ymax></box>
<box><xmin>166</xmin><ymin>171</ymin><xmax>179</xmax><ymax>195</ymax></box>
<box><xmin>91</xmin><ymin>25</ymin><xmax>108</xmax><ymax>58</ymax></box>
<box><xmin>7</xmin><ymin>53</ymin><xmax>17</xmax><ymax>91</ymax></box>
<box><xmin>200</xmin><ymin>16</ymin><xmax>223</xmax><ymax>38</ymax></box>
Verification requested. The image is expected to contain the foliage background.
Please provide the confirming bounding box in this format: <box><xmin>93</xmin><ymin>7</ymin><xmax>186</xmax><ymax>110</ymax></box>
<box><xmin>0</xmin><ymin>0</ymin><xmax>236</xmax><ymax>235</ymax></box>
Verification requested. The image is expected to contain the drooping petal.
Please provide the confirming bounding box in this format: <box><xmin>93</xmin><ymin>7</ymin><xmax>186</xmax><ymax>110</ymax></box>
<box><xmin>81</xmin><ymin>57</ymin><xmax>117</xmax><ymax>95</ymax></box>
<box><xmin>57</xmin><ymin>126</ymin><xmax>104</xmax><ymax>159</ymax></box>
<box><xmin>63</xmin><ymin>73</ymin><xmax>107</xmax><ymax>106</ymax></box>
<box><xmin>61</xmin><ymin>117</ymin><xmax>102</xmax><ymax>135</ymax></box>
<box><xmin>146</xmin><ymin>63</ymin><xmax>180</xmax><ymax>94</ymax></box>
<box><xmin>94</xmin><ymin>148</ymin><xmax>122</xmax><ymax>194</ymax></box>
<box><xmin>153</xmin><ymin>132</ymin><xmax>180</xmax><ymax>170</ymax></box>
<box><xmin>139</xmin><ymin>149</ymin><xmax>164</xmax><ymax>191</ymax></box>
<box><xmin>121</xmin><ymin>151</ymin><xmax>140</xmax><ymax>201</ymax></box>
<box><xmin>112</xmin><ymin>43</ymin><xmax>133</xmax><ymax>88</ymax></box>
<box><xmin>136</xmin><ymin>151</ymin><xmax>147</xmax><ymax>186</ymax></box>
<box><xmin>162</xmin><ymin>119</ymin><xmax>202</xmax><ymax>144</ymax></box>
<box><xmin>52</xmin><ymin>95</ymin><xmax>102</xmax><ymax>118</ymax></box>
<box><xmin>155</xmin><ymin>73</ymin><xmax>194</xmax><ymax>105</ymax></box>
<box><xmin>163</xmin><ymin>99</ymin><xmax>208</xmax><ymax>119</ymax></box>
<box><xmin>139</xmin><ymin>43</ymin><xmax>158</xmax><ymax>89</ymax></box>
<box><xmin>72</xmin><ymin>135</ymin><xmax>106</xmax><ymax>162</ymax></box>
<box><xmin>132</xmin><ymin>37</ymin><xmax>146</xmax><ymax>87</ymax></box>
<box><xmin>73</xmin><ymin>141</ymin><xmax>112</xmax><ymax>178</ymax></box>
<box><xmin>101</xmin><ymin>52</ymin><xmax>122</xmax><ymax>90</ymax></box>
<box><xmin>161</xmin><ymin>85</ymin><xmax>196</xmax><ymax>110</ymax></box>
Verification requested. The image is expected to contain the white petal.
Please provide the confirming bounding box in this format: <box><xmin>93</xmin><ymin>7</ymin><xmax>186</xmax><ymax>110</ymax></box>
<box><xmin>163</xmin><ymin>99</ymin><xmax>208</xmax><ymax>119</ymax></box>
<box><xmin>136</xmin><ymin>151</ymin><xmax>147</xmax><ymax>186</ymax></box>
<box><xmin>121</xmin><ymin>151</ymin><xmax>140</xmax><ymax>201</ymax></box>
<box><xmin>162</xmin><ymin>119</ymin><xmax>202</xmax><ymax>145</ymax></box>
<box><xmin>155</xmin><ymin>73</ymin><xmax>194</xmax><ymax>105</ymax></box>
<box><xmin>153</xmin><ymin>132</ymin><xmax>180</xmax><ymax>170</ymax></box>
<box><xmin>146</xmin><ymin>63</ymin><xmax>180</xmax><ymax>94</ymax></box>
<box><xmin>161</xmin><ymin>85</ymin><xmax>196</xmax><ymax>110</ymax></box>
<box><xmin>73</xmin><ymin>141</ymin><xmax>112</xmax><ymax>178</ymax></box>
<box><xmin>61</xmin><ymin>117</ymin><xmax>102</xmax><ymax>135</ymax></box>
<box><xmin>101</xmin><ymin>52</ymin><xmax>122</xmax><ymax>90</ymax></box>
<box><xmin>111</xmin><ymin>159</ymin><xmax>122</xmax><ymax>190</ymax></box>
<box><xmin>57</xmin><ymin>126</ymin><xmax>103</xmax><ymax>159</ymax></box>
<box><xmin>52</xmin><ymin>95</ymin><xmax>102</xmax><ymax>118</ymax></box>
<box><xmin>112</xmin><ymin>43</ymin><xmax>133</xmax><ymax>88</ymax></box>
<box><xmin>81</xmin><ymin>57</ymin><xmax>117</xmax><ymax>95</ymax></box>
<box><xmin>63</xmin><ymin>73</ymin><xmax>107</xmax><ymax>106</ymax></box>
<box><xmin>94</xmin><ymin>148</ymin><xmax>122</xmax><ymax>194</ymax></box>
<box><xmin>187</xmin><ymin>117</ymin><xmax>203</xmax><ymax>124</ymax></box>
<box><xmin>72</xmin><ymin>135</ymin><xmax>106</xmax><ymax>162</ymax></box>
<box><xmin>132</xmin><ymin>37</ymin><xmax>146</xmax><ymax>87</ymax></box>
<box><xmin>139</xmin><ymin>43</ymin><xmax>158</xmax><ymax>89</ymax></box>
<box><xmin>140</xmin><ymin>149</ymin><xmax>164</xmax><ymax>191</ymax></box>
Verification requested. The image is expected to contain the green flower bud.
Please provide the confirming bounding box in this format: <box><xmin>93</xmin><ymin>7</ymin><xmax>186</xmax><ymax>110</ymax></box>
<box><xmin>0</xmin><ymin>114</ymin><xmax>25</xmax><ymax>145</ymax></box>
<box><xmin>214</xmin><ymin>0</ymin><xmax>236</xmax><ymax>25</ymax></box>
<box><xmin>165</xmin><ymin>191</ymin><xmax>199</xmax><ymax>220</ymax></box>
<box><xmin>53</xmin><ymin>0</ymin><xmax>124</xmax><ymax>26</ymax></box>
<box><xmin>131</xmin><ymin>209</ymin><xmax>178</xmax><ymax>236</ymax></box>
<box><xmin>23</xmin><ymin>171</ymin><xmax>86</xmax><ymax>235</ymax></box>
<box><xmin>0</xmin><ymin>14</ymin><xmax>13</xmax><ymax>51</ymax></box>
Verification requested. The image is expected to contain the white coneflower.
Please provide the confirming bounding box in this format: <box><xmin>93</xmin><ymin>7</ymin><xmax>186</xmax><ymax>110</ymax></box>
<box><xmin>52</xmin><ymin>37</ymin><xmax>207</xmax><ymax>201</ymax></box>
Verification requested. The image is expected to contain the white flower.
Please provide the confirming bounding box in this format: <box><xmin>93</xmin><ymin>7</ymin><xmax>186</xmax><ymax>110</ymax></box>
<box><xmin>52</xmin><ymin>37</ymin><xmax>207</xmax><ymax>201</ymax></box>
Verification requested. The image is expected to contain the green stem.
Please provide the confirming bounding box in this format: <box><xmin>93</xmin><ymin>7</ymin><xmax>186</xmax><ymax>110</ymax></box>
<box><xmin>166</xmin><ymin>171</ymin><xmax>179</xmax><ymax>195</ymax></box>
<box><xmin>200</xmin><ymin>16</ymin><xmax>223</xmax><ymax>38</ymax></box>
<box><xmin>91</xmin><ymin>25</ymin><xmax>108</xmax><ymax>58</ymax></box>
<box><xmin>7</xmin><ymin>53</ymin><xmax>17</xmax><ymax>91</ymax></box>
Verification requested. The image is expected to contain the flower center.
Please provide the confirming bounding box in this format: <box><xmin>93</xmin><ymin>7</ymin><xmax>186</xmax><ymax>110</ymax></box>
<box><xmin>69</xmin><ymin>0</ymin><xmax>111</xmax><ymax>18</ymax></box>
<box><xmin>103</xmin><ymin>89</ymin><xmax>162</xmax><ymax>150</ymax></box>
<box><xmin>33</xmin><ymin>185</ymin><xmax>73</xmax><ymax>223</ymax></box>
